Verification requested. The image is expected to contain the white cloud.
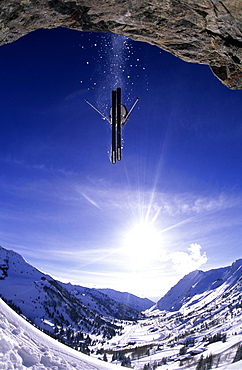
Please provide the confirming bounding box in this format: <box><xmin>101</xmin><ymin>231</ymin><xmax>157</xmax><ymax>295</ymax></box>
<box><xmin>71</xmin><ymin>181</ymin><xmax>242</xmax><ymax>221</ymax></box>
<box><xmin>80</xmin><ymin>192</ymin><xmax>102</xmax><ymax>209</ymax></box>
<box><xmin>161</xmin><ymin>243</ymin><xmax>208</xmax><ymax>275</ymax></box>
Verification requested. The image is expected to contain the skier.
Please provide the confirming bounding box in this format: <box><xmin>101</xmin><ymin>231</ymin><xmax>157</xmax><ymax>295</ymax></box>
<box><xmin>85</xmin><ymin>87</ymin><xmax>139</xmax><ymax>163</ymax></box>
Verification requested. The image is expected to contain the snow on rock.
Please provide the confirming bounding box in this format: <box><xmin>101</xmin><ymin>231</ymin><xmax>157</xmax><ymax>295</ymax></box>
<box><xmin>0</xmin><ymin>298</ymin><xmax>121</xmax><ymax>370</ymax></box>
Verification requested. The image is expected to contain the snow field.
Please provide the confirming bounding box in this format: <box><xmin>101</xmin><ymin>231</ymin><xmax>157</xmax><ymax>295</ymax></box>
<box><xmin>103</xmin><ymin>314</ymin><xmax>242</xmax><ymax>370</ymax></box>
<box><xmin>0</xmin><ymin>299</ymin><xmax>121</xmax><ymax>370</ymax></box>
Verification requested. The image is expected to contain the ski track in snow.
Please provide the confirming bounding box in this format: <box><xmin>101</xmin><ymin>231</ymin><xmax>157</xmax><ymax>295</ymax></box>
<box><xmin>0</xmin><ymin>299</ymin><xmax>121</xmax><ymax>370</ymax></box>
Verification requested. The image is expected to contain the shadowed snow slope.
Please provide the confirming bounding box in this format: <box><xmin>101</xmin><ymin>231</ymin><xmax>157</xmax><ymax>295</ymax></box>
<box><xmin>0</xmin><ymin>298</ymin><xmax>121</xmax><ymax>369</ymax></box>
<box><xmin>97</xmin><ymin>288</ymin><xmax>154</xmax><ymax>311</ymax></box>
<box><xmin>0</xmin><ymin>245</ymin><xmax>141</xmax><ymax>337</ymax></box>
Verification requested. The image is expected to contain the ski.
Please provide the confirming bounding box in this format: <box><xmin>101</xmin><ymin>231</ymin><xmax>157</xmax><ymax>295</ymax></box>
<box><xmin>85</xmin><ymin>88</ymin><xmax>139</xmax><ymax>164</ymax></box>
<box><xmin>111</xmin><ymin>89</ymin><xmax>117</xmax><ymax>164</ymax></box>
<box><xmin>116</xmin><ymin>87</ymin><xmax>122</xmax><ymax>161</ymax></box>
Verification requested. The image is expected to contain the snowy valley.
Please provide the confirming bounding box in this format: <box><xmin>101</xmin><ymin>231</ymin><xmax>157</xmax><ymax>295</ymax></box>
<box><xmin>0</xmin><ymin>245</ymin><xmax>242</xmax><ymax>369</ymax></box>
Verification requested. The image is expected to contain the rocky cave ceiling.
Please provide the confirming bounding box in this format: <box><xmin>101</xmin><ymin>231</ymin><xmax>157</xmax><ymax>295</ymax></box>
<box><xmin>0</xmin><ymin>0</ymin><xmax>242</xmax><ymax>89</ymax></box>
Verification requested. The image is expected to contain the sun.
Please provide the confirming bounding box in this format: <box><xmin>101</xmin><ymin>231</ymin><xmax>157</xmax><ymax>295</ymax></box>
<box><xmin>122</xmin><ymin>221</ymin><xmax>162</xmax><ymax>269</ymax></box>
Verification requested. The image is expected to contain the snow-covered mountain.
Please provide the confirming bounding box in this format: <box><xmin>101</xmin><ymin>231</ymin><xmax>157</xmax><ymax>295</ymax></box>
<box><xmin>1</xmin><ymin>245</ymin><xmax>242</xmax><ymax>369</ymax></box>
<box><xmin>0</xmin><ymin>245</ymin><xmax>142</xmax><ymax>345</ymax></box>
<box><xmin>97</xmin><ymin>288</ymin><xmax>154</xmax><ymax>312</ymax></box>
<box><xmin>106</xmin><ymin>282</ymin><xmax>242</xmax><ymax>370</ymax></box>
<box><xmin>154</xmin><ymin>259</ymin><xmax>242</xmax><ymax>312</ymax></box>
<box><xmin>0</xmin><ymin>297</ymin><xmax>121</xmax><ymax>369</ymax></box>
<box><xmin>104</xmin><ymin>260</ymin><xmax>242</xmax><ymax>369</ymax></box>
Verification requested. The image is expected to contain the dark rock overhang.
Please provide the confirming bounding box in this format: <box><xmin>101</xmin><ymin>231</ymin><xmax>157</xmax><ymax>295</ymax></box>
<box><xmin>0</xmin><ymin>0</ymin><xmax>241</xmax><ymax>89</ymax></box>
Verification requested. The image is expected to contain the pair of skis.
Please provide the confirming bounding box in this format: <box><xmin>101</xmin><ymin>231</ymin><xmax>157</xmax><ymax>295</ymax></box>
<box><xmin>85</xmin><ymin>87</ymin><xmax>139</xmax><ymax>163</ymax></box>
<box><xmin>111</xmin><ymin>87</ymin><xmax>122</xmax><ymax>164</ymax></box>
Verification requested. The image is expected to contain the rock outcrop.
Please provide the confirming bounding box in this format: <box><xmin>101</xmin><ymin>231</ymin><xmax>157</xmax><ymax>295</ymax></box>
<box><xmin>0</xmin><ymin>0</ymin><xmax>242</xmax><ymax>89</ymax></box>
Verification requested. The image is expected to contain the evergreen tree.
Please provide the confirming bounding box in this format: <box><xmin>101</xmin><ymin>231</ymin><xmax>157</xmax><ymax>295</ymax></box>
<box><xmin>161</xmin><ymin>357</ymin><xmax>167</xmax><ymax>365</ymax></box>
<box><xmin>233</xmin><ymin>344</ymin><xmax>242</xmax><ymax>363</ymax></box>
<box><xmin>121</xmin><ymin>355</ymin><xmax>131</xmax><ymax>367</ymax></box>
<box><xmin>205</xmin><ymin>354</ymin><xmax>213</xmax><ymax>369</ymax></box>
<box><xmin>103</xmin><ymin>353</ymin><xmax>108</xmax><ymax>362</ymax></box>
<box><xmin>196</xmin><ymin>355</ymin><xmax>204</xmax><ymax>370</ymax></box>
<box><xmin>112</xmin><ymin>352</ymin><xmax>118</xmax><ymax>361</ymax></box>
<box><xmin>196</xmin><ymin>354</ymin><xmax>214</xmax><ymax>370</ymax></box>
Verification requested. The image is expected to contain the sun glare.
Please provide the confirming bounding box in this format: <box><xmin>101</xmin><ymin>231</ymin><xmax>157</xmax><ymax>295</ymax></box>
<box><xmin>122</xmin><ymin>222</ymin><xmax>162</xmax><ymax>269</ymax></box>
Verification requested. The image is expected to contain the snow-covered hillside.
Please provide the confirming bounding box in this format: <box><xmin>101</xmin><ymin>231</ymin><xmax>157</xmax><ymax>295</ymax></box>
<box><xmin>0</xmin><ymin>245</ymin><xmax>141</xmax><ymax>343</ymax></box>
<box><xmin>0</xmin><ymin>298</ymin><xmax>121</xmax><ymax>369</ymax></box>
<box><xmin>102</xmin><ymin>270</ymin><xmax>242</xmax><ymax>369</ymax></box>
<box><xmin>97</xmin><ymin>260</ymin><xmax>242</xmax><ymax>369</ymax></box>
<box><xmin>154</xmin><ymin>259</ymin><xmax>242</xmax><ymax>312</ymax></box>
<box><xmin>1</xmin><ymin>244</ymin><xmax>242</xmax><ymax>369</ymax></box>
<box><xmin>97</xmin><ymin>288</ymin><xmax>154</xmax><ymax>312</ymax></box>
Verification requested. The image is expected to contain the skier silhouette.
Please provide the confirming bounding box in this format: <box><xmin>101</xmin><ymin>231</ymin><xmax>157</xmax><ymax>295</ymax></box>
<box><xmin>85</xmin><ymin>87</ymin><xmax>139</xmax><ymax>163</ymax></box>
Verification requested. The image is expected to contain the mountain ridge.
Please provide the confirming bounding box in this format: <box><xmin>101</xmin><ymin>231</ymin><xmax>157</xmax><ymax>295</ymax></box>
<box><xmin>97</xmin><ymin>288</ymin><xmax>154</xmax><ymax>312</ymax></box>
<box><xmin>153</xmin><ymin>259</ymin><xmax>242</xmax><ymax>312</ymax></box>
<box><xmin>0</xmin><ymin>245</ymin><xmax>143</xmax><ymax>346</ymax></box>
<box><xmin>1</xmin><ymin>245</ymin><xmax>242</xmax><ymax>368</ymax></box>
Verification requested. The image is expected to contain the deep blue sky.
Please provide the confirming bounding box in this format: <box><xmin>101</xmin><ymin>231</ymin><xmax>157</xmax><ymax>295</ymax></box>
<box><xmin>0</xmin><ymin>27</ymin><xmax>242</xmax><ymax>300</ymax></box>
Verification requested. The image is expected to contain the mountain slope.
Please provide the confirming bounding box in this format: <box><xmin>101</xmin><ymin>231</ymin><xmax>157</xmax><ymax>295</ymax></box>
<box><xmin>105</xmin><ymin>260</ymin><xmax>242</xmax><ymax>369</ymax></box>
<box><xmin>0</xmin><ymin>298</ymin><xmax>121</xmax><ymax>369</ymax></box>
<box><xmin>0</xmin><ymin>245</ymin><xmax>141</xmax><ymax>341</ymax></box>
<box><xmin>1</xmin><ymin>245</ymin><xmax>242</xmax><ymax>369</ymax></box>
<box><xmin>154</xmin><ymin>259</ymin><xmax>242</xmax><ymax>312</ymax></box>
<box><xmin>62</xmin><ymin>283</ymin><xmax>144</xmax><ymax>320</ymax></box>
<box><xmin>97</xmin><ymin>288</ymin><xmax>154</xmax><ymax>312</ymax></box>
